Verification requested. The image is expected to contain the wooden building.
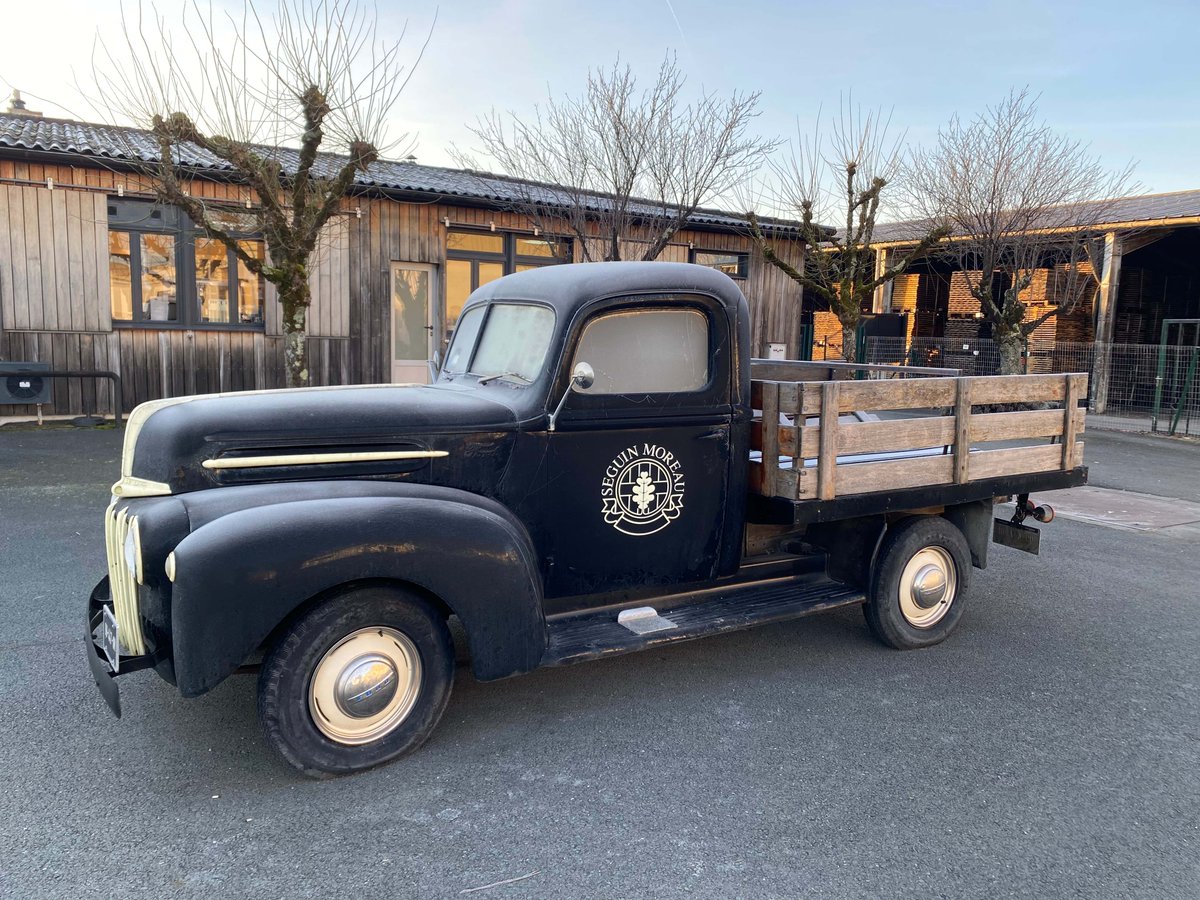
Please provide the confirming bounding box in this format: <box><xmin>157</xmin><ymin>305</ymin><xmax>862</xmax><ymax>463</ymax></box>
<box><xmin>866</xmin><ymin>193</ymin><xmax>1200</xmax><ymax>410</ymax></box>
<box><xmin>0</xmin><ymin>111</ymin><xmax>805</xmax><ymax>417</ymax></box>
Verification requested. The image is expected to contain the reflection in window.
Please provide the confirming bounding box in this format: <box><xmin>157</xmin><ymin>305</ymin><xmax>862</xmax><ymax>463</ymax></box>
<box><xmin>447</xmin><ymin>231</ymin><xmax>504</xmax><ymax>254</ymax></box>
<box><xmin>109</xmin><ymin>232</ymin><xmax>133</xmax><ymax>321</ymax></box>
<box><xmin>107</xmin><ymin>199</ymin><xmax>266</xmax><ymax>328</ymax></box>
<box><xmin>196</xmin><ymin>237</ymin><xmax>232</xmax><ymax>323</ymax></box>
<box><xmin>690</xmin><ymin>249</ymin><xmax>748</xmax><ymax>279</ymax></box>
<box><xmin>140</xmin><ymin>233</ymin><xmax>178</xmax><ymax>322</ymax></box>
<box><xmin>574</xmin><ymin>307</ymin><xmax>709</xmax><ymax>394</ymax></box>
<box><xmin>235</xmin><ymin>241</ymin><xmax>265</xmax><ymax>324</ymax></box>
<box><xmin>444</xmin><ymin>230</ymin><xmax>570</xmax><ymax>346</ymax></box>
<box><xmin>470</xmin><ymin>304</ymin><xmax>556</xmax><ymax>382</ymax></box>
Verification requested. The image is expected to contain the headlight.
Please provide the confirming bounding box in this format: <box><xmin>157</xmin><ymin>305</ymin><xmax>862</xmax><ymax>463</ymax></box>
<box><xmin>123</xmin><ymin>518</ymin><xmax>144</xmax><ymax>584</ymax></box>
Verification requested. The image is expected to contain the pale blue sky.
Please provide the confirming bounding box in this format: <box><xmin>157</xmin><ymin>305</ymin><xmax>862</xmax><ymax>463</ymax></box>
<box><xmin>5</xmin><ymin>0</ymin><xmax>1199</xmax><ymax>206</ymax></box>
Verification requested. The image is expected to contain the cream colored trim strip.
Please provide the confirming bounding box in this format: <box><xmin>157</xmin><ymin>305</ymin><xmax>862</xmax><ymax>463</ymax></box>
<box><xmin>111</xmin><ymin>475</ymin><xmax>173</xmax><ymax>498</ymax></box>
<box><xmin>202</xmin><ymin>449</ymin><xmax>449</xmax><ymax>470</ymax></box>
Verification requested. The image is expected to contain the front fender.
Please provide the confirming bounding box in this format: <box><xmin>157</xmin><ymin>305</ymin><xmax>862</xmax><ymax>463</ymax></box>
<box><xmin>169</xmin><ymin>491</ymin><xmax>543</xmax><ymax>697</ymax></box>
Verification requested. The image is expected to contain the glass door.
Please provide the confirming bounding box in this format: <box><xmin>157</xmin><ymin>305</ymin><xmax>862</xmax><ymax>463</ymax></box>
<box><xmin>391</xmin><ymin>262</ymin><xmax>436</xmax><ymax>383</ymax></box>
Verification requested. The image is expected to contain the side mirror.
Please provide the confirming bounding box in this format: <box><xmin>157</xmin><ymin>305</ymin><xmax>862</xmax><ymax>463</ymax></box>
<box><xmin>549</xmin><ymin>361</ymin><xmax>596</xmax><ymax>432</ymax></box>
<box><xmin>571</xmin><ymin>361</ymin><xmax>595</xmax><ymax>391</ymax></box>
<box><xmin>427</xmin><ymin>349</ymin><xmax>442</xmax><ymax>381</ymax></box>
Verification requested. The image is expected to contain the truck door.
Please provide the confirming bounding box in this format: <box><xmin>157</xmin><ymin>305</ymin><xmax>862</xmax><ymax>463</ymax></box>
<box><xmin>528</xmin><ymin>294</ymin><xmax>735</xmax><ymax>599</ymax></box>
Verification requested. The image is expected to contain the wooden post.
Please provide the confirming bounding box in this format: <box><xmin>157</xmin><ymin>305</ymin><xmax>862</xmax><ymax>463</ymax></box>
<box><xmin>872</xmin><ymin>249</ymin><xmax>892</xmax><ymax>313</ymax></box>
<box><xmin>761</xmin><ymin>380</ymin><xmax>780</xmax><ymax>497</ymax></box>
<box><xmin>818</xmin><ymin>381</ymin><xmax>840</xmax><ymax>500</ymax></box>
<box><xmin>1092</xmin><ymin>232</ymin><xmax>1123</xmax><ymax>415</ymax></box>
<box><xmin>953</xmin><ymin>378</ymin><xmax>972</xmax><ymax>483</ymax></box>
<box><xmin>1062</xmin><ymin>373</ymin><xmax>1083</xmax><ymax>469</ymax></box>
<box><xmin>789</xmin><ymin>382</ymin><xmax>805</xmax><ymax>499</ymax></box>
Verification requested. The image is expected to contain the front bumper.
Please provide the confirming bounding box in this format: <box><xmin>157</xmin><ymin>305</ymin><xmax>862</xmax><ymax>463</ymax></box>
<box><xmin>86</xmin><ymin>576</ymin><xmax>158</xmax><ymax>717</ymax></box>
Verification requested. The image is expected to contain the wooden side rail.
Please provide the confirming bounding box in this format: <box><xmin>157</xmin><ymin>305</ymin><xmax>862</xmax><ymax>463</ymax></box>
<box><xmin>749</xmin><ymin>372</ymin><xmax>1088</xmax><ymax>501</ymax></box>
<box><xmin>751</xmin><ymin>358</ymin><xmax>959</xmax><ymax>382</ymax></box>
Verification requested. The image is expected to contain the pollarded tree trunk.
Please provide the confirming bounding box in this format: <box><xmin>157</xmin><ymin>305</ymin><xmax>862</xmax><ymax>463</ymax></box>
<box><xmin>995</xmin><ymin>328</ymin><xmax>1025</xmax><ymax>376</ymax></box>
<box><xmin>280</xmin><ymin>283</ymin><xmax>311</xmax><ymax>389</ymax></box>
<box><xmin>841</xmin><ymin>323</ymin><xmax>858</xmax><ymax>364</ymax></box>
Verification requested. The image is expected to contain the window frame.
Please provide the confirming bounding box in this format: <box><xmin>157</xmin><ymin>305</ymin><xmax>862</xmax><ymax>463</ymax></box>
<box><xmin>108</xmin><ymin>199</ymin><xmax>267</xmax><ymax>331</ymax></box>
<box><xmin>551</xmin><ymin>292</ymin><xmax>731</xmax><ymax>425</ymax></box>
<box><xmin>689</xmin><ymin>248</ymin><xmax>749</xmax><ymax>280</ymax></box>
<box><xmin>571</xmin><ymin>306</ymin><xmax>712</xmax><ymax>396</ymax></box>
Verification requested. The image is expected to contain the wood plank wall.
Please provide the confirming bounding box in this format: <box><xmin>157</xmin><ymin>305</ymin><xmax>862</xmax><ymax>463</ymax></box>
<box><xmin>2</xmin><ymin>158</ymin><xmax>806</xmax><ymax>414</ymax></box>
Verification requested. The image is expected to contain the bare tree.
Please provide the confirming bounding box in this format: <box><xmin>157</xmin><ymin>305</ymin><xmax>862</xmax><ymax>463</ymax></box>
<box><xmin>90</xmin><ymin>0</ymin><xmax>427</xmax><ymax>387</ymax></box>
<box><xmin>906</xmin><ymin>88</ymin><xmax>1135</xmax><ymax>375</ymax></box>
<box><xmin>746</xmin><ymin>102</ymin><xmax>946</xmax><ymax>363</ymax></box>
<box><xmin>455</xmin><ymin>55</ymin><xmax>774</xmax><ymax>262</ymax></box>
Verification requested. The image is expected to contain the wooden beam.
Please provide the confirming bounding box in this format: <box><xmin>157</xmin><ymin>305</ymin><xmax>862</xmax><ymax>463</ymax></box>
<box><xmin>1092</xmin><ymin>232</ymin><xmax>1122</xmax><ymax>415</ymax></box>
<box><xmin>760</xmin><ymin>380</ymin><xmax>780</xmax><ymax>498</ymax></box>
<box><xmin>1062</xmin><ymin>373</ymin><xmax>1085</xmax><ymax>468</ymax></box>
<box><xmin>817</xmin><ymin>381</ymin><xmax>840</xmax><ymax>500</ymax></box>
<box><xmin>954</xmin><ymin>378</ymin><xmax>971</xmax><ymax>484</ymax></box>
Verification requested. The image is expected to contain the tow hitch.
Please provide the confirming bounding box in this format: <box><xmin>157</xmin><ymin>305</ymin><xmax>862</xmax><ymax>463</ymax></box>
<box><xmin>993</xmin><ymin>493</ymin><xmax>1054</xmax><ymax>555</ymax></box>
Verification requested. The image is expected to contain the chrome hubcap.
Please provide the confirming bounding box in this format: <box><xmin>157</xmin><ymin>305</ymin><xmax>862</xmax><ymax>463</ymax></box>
<box><xmin>898</xmin><ymin>546</ymin><xmax>957</xmax><ymax>628</ymax></box>
<box><xmin>309</xmin><ymin>627</ymin><xmax>422</xmax><ymax>745</ymax></box>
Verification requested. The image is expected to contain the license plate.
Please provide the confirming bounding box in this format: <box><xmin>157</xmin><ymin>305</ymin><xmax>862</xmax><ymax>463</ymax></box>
<box><xmin>93</xmin><ymin>604</ymin><xmax>120</xmax><ymax>673</ymax></box>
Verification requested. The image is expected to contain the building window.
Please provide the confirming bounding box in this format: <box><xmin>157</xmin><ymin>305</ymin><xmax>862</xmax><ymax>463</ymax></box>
<box><xmin>444</xmin><ymin>229</ymin><xmax>569</xmax><ymax>344</ymax></box>
<box><xmin>108</xmin><ymin>199</ymin><xmax>265</xmax><ymax>328</ymax></box>
<box><xmin>690</xmin><ymin>249</ymin><xmax>748</xmax><ymax>279</ymax></box>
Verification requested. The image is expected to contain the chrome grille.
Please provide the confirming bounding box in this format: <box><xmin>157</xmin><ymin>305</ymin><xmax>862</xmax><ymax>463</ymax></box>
<box><xmin>104</xmin><ymin>503</ymin><xmax>146</xmax><ymax>656</ymax></box>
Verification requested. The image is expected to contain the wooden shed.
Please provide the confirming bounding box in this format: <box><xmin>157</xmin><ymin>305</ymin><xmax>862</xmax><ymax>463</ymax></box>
<box><xmin>0</xmin><ymin>112</ymin><xmax>806</xmax><ymax>418</ymax></box>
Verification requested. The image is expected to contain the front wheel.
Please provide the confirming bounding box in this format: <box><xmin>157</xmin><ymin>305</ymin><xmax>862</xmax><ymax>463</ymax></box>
<box><xmin>864</xmin><ymin>516</ymin><xmax>971</xmax><ymax>650</ymax></box>
<box><xmin>257</xmin><ymin>586</ymin><xmax>455</xmax><ymax>777</ymax></box>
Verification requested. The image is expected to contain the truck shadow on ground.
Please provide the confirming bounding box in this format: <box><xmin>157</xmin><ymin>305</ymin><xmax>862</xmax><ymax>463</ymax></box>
<box><xmin>128</xmin><ymin>604</ymin><xmax>880</xmax><ymax>786</ymax></box>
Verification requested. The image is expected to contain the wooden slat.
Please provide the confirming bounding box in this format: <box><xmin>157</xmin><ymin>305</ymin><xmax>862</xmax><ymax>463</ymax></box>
<box><xmin>804</xmin><ymin>415</ymin><xmax>955</xmax><ymax>458</ymax></box>
<box><xmin>967</xmin><ymin>373</ymin><xmax>1076</xmax><ymax>406</ymax></box>
<box><xmin>0</xmin><ymin>186</ymin><xmax>12</xmax><ymax>332</ymax></box>
<box><xmin>954</xmin><ymin>379</ymin><xmax>971</xmax><ymax>483</ymax></box>
<box><xmin>760</xmin><ymin>380</ymin><xmax>780</xmax><ymax>497</ymax></box>
<box><xmin>970</xmin><ymin>408</ymin><xmax>1085</xmax><ymax>443</ymax></box>
<box><xmin>751</xmin><ymin>419</ymin><xmax>797</xmax><ymax>456</ymax></box>
<box><xmin>801</xmin><ymin>377</ymin><xmax>957</xmax><ymax>415</ymax></box>
<box><xmin>835</xmin><ymin>454</ymin><xmax>954</xmax><ymax>496</ymax></box>
<box><xmin>817</xmin><ymin>381</ymin><xmax>839</xmax><ymax>500</ymax></box>
<box><xmin>969</xmin><ymin>442</ymin><xmax>1083</xmax><ymax>481</ymax></box>
<box><xmin>790</xmin><ymin>373</ymin><xmax>1083</xmax><ymax>416</ymax></box>
<box><xmin>1062</xmin><ymin>374</ymin><xmax>1084</xmax><ymax>468</ymax></box>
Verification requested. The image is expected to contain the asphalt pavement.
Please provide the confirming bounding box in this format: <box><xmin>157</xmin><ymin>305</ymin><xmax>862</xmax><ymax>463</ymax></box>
<box><xmin>0</xmin><ymin>425</ymin><xmax>1197</xmax><ymax>899</ymax></box>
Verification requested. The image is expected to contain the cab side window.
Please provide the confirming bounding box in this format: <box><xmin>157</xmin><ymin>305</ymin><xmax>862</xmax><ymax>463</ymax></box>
<box><xmin>572</xmin><ymin>307</ymin><xmax>709</xmax><ymax>394</ymax></box>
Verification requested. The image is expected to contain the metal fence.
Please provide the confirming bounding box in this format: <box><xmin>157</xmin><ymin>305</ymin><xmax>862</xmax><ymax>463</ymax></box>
<box><xmin>862</xmin><ymin>337</ymin><xmax>1200</xmax><ymax>436</ymax></box>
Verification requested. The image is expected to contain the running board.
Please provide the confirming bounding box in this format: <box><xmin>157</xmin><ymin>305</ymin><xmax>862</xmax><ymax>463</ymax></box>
<box><xmin>541</xmin><ymin>579</ymin><xmax>866</xmax><ymax>667</ymax></box>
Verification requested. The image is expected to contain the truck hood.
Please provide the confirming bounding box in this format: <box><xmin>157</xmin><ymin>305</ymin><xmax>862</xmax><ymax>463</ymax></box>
<box><xmin>115</xmin><ymin>383</ymin><xmax>520</xmax><ymax>496</ymax></box>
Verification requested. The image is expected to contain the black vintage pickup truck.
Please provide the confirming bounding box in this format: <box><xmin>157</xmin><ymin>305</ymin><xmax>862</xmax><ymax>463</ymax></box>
<box><xmin>87</xmin><ymin>261</ymin><xmax>1087</xmax><ymax>775</ymax></box>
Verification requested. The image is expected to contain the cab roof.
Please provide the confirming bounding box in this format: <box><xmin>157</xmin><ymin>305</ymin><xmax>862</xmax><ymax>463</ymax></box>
<box><xmin>465</xmin><ymin>261</ymin><xmax>749</xmax><ymax>320</ymax></box>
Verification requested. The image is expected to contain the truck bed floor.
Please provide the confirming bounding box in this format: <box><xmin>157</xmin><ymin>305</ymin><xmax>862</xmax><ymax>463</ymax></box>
<box><xmin>541</xmin><ymin>577</ymin><xmax>866</xmax><ymax>667</ymax></box>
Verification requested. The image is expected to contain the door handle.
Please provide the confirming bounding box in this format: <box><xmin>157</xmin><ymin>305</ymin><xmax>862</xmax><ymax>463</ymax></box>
<box><xmin>695</xmin><ymin>430</ymin><xmax>725</xmax><ymax>441</ymax></box>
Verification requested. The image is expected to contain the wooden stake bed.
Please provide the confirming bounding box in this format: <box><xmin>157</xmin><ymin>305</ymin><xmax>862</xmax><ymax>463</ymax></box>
<box><xmin>749</xmin><ymin>361</ymin><xmax>1088</xmax><ymax>504</ymax></box>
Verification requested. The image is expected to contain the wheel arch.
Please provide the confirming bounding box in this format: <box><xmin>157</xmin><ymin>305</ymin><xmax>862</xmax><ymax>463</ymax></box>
<box><xmin>169</xmin><ymin>492</ymin><xmax>545</xmax><ymax>697</ymax></box>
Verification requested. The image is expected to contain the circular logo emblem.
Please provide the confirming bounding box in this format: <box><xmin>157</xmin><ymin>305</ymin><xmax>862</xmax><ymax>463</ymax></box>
<box><xmin>601</xmin><ymin>444</ymin><xmax>685</xmax><ymax>536</ymax></box>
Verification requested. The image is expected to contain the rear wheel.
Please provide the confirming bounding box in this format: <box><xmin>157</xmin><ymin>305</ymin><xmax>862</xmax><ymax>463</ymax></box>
<box><xmin>864</xmin><ymin>516</ymin><xmax>971</xmax><ymax>650</ymax></box>
<box><xmin>258</xmin><ymin>586</ymin><xmax>454</xmax><ymax>777</ymax></box>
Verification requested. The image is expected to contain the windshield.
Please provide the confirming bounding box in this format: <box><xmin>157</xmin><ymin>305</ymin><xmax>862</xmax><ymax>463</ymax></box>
<box><xmin>443</xmin><ymin>306</ymin><xmax>485</xmax><ymax>374</ymax></box>
<box><xmin>445</xmin><ymin>302</ymin><xmax>555</xmax><ymax>384</ymax></box>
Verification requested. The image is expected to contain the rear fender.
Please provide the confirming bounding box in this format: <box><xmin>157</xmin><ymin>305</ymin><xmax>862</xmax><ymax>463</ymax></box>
<box><xmin>169</xmin><ymin>493</ymin><xmax>543</xmax><ymax>697</ymax></box>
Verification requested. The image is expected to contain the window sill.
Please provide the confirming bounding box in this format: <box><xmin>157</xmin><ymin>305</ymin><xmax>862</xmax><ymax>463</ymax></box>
<box><xmin>112</xmin><ymin>321</ymin><xmax>266</xmax><ymax>332</ymax></box>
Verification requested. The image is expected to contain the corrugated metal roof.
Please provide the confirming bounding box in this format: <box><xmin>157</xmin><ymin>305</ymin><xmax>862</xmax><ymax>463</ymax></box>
<box><xmin>0</xmin><ymin>113</ymin><xmax>799</xmax><ymax>234</ymax></box>
<box><xmin>871</xmin><ymin>190</ymin><xmax>1200</xmax><ymax>244</ymax></box>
